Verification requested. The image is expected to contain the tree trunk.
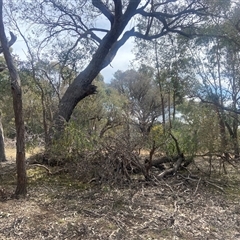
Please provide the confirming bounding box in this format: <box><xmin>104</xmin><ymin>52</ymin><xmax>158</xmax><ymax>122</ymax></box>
<box><xmin>0</xmin><ymin>112</ymin><xmax>6</xmax><ymax>162</ymax></box>
<box><xmin>154</xmin><ymin>41</ymin><xmax>166</xmax><ymax>134</ymax></box>
<box><xmin>51</xmin><ymin>1</ymin><xmax>140</xmax><ymax>139</ymax></box>
<box><xmin>0</xmin><ymin>0</ymin><xmax>27</xmax><ymax>197</ymax></box>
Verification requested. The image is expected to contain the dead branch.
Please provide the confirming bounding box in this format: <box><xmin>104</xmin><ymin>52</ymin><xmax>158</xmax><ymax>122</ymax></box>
<box><xmin>157</xmin><ymin>155</ymin><xmax>184</xmax><ymax>179</ymax></box>
<box><xmin>193</xmin><ymin>177</ymin><xmax>201</xmax><ymax>195</ymax></box>
<box><xmin>203</xmin><ymin>180</ymin><xmax>225</xmax><ymax>193</ymax></box>
<box><xmin>27</xmin><ymin>164</ymin><xmax>52</xmax><ymax>175</ymax></box>
<box><xmin>151</xmin><ymin>156</ymin><xmax>173</xmax><ymax>167</ymax></box>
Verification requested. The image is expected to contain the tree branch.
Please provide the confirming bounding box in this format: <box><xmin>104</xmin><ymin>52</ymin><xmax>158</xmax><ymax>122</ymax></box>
<box><xmin>137</xmin><ymin>5</ymin><xmax>206</xmax><ymax>19</ymax></box>
<box><xmin>196</xmin><ymin>95</ymin><xmax>240</xmax><ymax>115</ymax></box>
<box><xmin>92</xmin><ymin>0</ymin><xmax>114</xmax><ymax>25</ymax></box>
<box><xmin>101</xmin><ymin>27</ymin><xmax>135</xmax><ymax>68</ymax></box>
<box><xmin>132</xmin><ymin>30</ymin><xmax>169</xmax><ymax>40</ymax></box>
<box><xmin>0</xmin><ymin>31</ymin><xmax>17</xmax><ymax>54</ymax></box>
<box><xmin>122</xmin><ymin>0</ymin><xmax>141</xmax><ymax>25</ymax></box>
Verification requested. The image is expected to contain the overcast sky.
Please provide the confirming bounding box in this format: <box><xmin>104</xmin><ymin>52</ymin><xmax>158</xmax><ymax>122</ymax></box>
<box><xmin>101</xmin><ymin>38</ymin><xmax>135</xmax><ymax>82</ymax></box>
<box><xmin>12</xmin><ymin>34</ymin><xmax>135</xmax><ymax>84</ymax></box>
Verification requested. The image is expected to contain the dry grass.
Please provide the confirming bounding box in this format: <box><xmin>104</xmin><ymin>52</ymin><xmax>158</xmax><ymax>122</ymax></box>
<box><xmin>5</xmin><ymin>147</ymin><xmax>43</xmax><ymax>161</ymax></box>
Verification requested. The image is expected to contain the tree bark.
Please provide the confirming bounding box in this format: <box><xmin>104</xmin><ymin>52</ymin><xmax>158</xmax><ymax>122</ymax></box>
<box><xmin>51</xmin><ymin>1</ymin><xmax>141</xmax><ymax>139</ymax></box>
<box><xmin>0</xmin><ymin>0</ymin><xmax>27</xmax><ymax>197</ymax></box>
<box><xmin>0</xmin><ymin>112</ymin><xmax>6</xmax><ymax>162</ymax></box>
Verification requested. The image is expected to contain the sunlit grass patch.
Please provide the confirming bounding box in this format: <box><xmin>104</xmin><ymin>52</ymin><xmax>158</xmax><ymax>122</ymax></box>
<box><xmin>5</xmin><ymin>146</ymin><xmax>43</xmax><ymax>161</ymax></box>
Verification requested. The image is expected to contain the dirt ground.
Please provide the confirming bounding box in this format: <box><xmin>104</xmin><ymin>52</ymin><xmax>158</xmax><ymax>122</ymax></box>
<box><xmin>0</xmin><ymin>156</ymin><xmax>240</xmax><ymax>240</ymax></box>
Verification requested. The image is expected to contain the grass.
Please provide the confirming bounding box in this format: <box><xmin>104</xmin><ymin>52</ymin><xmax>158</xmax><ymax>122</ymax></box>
<box><xmin>5</xmin><ymin>147</ymin><xmax>43</xmax><ymax>160</ymax></box>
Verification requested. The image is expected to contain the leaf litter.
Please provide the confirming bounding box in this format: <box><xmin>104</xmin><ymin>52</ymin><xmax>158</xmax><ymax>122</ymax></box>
<box><xmin>0</xmin><ymin>160</ymin><xmax>240</xmax><ymax>240</ymax></box>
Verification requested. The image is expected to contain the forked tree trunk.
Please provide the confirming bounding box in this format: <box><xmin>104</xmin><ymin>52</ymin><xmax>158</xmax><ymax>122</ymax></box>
<box><xmin>0</xmin><ymin>112</ymin><xmax>6</xmax><ymax>162</ymax></box>
<box><xmin>49</xmin><ymin>1</ymin><xmax>141</xmax><ymax>140</ymax></box>
<box><xmin>0</xmin><ymin>0</ymin><xmax>27</xmax><ymax>197</ymax></box>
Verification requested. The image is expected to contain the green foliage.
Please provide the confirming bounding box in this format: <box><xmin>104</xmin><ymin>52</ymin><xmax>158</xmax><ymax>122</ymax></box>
<box><xmin>72</xmin><ymin>77</ymin><xmax>127</xmax><ymax>138</ymax></box>
<box><xmin>0</xmin><ymin>57</ymin><xmax>15</xmax><ymax>137</ymax></box>
<box><xmin>176</xmin><ymin>100</ymin><xmax>220</xmax><ymax>154</ymax></box>
<box><xmin>51</xmin><ymin>121</ymin><xmax>98</xmax><ymax>159</ymax></box>
<box><xmin>149</xmin><ymin>125</ymin><xmax>165</xmax><ymax>145</ymax></box>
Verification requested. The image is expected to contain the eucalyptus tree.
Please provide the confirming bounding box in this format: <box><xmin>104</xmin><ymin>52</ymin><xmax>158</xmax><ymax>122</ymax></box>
<box><xmin>0</xmin><ymin>0</ymin><xmax>27</xmax><ymax>196</ymax></box>
<box><xmin>8</xmin><ymin>0</ymin><xmax>207</xmax><ymax>138</ymax></box>
<box><xmin>109</xmin><ymin>65</ymin><xmax>164</xmax><ymax>163</ymax></box>
<box><xmin>134</xmin><ymin>33</ymin><xmax>196</xmax><ymax>134</ymax></box>
<box><xmin>190</xmin><ymin>37</ymin><xmax>240</xmax><ymax>157</ymax></box>
<box><xmin>111</xmin><ymin>65</ymin><xmax>162</xmax><ymax>142</ymax></box>
<box><xmin>19</xmin><ymin>60</ymin><xmax>77</xmax><ymax>145</ymax></box>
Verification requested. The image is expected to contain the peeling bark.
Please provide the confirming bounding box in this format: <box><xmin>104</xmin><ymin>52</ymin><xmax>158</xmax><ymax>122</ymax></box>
<box><xmin>0</xmin><ymin>112</ymin><xmax>6</xmax><ymax>162</ymax></box>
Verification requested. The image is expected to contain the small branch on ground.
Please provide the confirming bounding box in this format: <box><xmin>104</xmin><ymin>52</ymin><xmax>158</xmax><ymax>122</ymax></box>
<box><xmin>27</xmin><ymin>164</ymin><xmax>52</xmax><ymax>175</ymax></box>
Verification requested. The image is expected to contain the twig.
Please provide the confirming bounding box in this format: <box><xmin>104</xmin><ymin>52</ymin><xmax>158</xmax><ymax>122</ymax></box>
<box><xmin>193</xmin><ymin>177</ymin><xmax>201</xmax><ymax>195</ymax></box>
<box><xmin>204</xmin><ymin>180</ymin><xmax>225</xmax><ymax>193</ymax></box>
<box><xmin>153</xmin><ymin>174</ymin><xmax>174</xmax><ymax>192</ymax></box>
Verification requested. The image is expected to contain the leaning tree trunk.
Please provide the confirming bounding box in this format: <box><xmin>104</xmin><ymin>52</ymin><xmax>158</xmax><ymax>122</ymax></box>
<box><xmin>0</xmin><ymin>0</ymin><xmax>27</xmax><ymax>197</ymax></box>
<box><xmin>50</xmin><ymin>2</ymin><xmax>140</xmax><ymax>141</ymax></box>
<box><xmin>0</xmin><ymin>111</ymin><xmax>6</xmax><ymax>162</ymax></box>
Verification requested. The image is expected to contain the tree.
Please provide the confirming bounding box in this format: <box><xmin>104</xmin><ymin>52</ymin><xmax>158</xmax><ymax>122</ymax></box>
<box><xmin>134</xmin><ymin>33</ymin><xmax>196</xmax><ymax>135</ymax></box>
<box><xmin>19</xmin><ymin>60</ymin><xmax>75</xmax><ymax>145</ymax></box>
<box><xmin>11</xmin><ymin>0</ymin><xmax>206</xmax><ymax>138</ymax></box>
<box><xmin>0</xmin><ymin>0</ymin><xmax>27</xmax><ymax>196</ymax></box>
<box><xmin>187</xmin><ymin>35</ymin><xmax>240</xmax><ymax>157</ymax></box>
<box><xmin>111</xmin><ymin>65</ymin><xmax>161</xmax><ymax>137</ymax></box>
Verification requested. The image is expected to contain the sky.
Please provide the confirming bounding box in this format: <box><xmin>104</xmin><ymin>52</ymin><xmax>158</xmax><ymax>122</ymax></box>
<box><xmin>101</xmin><ymin>38</ymin><xmax>135</xmax><ymax>82</ymax></box>
<box><xmin>9</xmin><ymin>2</ymin><xmax>138</xmax><ymax>84</ymax></box>
<box><xmin>12</xmin><ymin>31</ymin><xmax>135</xmax><ymax>84</ymax></box>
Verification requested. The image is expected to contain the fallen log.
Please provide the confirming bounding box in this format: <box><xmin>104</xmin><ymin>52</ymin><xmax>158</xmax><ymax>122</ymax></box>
<box><xmin>151</xmin><ymin>156</ymin><xmax>173</xmax><ymax>169</ymax></box>
<box><xmin>157</xmin><ymin>154</ymin><xmax>184</xmax><ymax>179</ymax></box>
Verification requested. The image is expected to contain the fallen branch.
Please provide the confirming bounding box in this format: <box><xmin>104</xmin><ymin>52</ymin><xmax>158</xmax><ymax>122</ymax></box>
<box><xmin>203</xmin><ymin>180</ymin><xmax>225</xmax><ymax>193</ymax></box>
<box><xmin>27</xmin><ymin>164</ymin><xmax>52</xmax><ymax>175</ymax></box>
<box><xmin>193</xmin><ymin>177</ymin><xmax>201</xmax><ymax>195</ymax></box>
<box><xmin>179</xmin><ymin>174</ymin><xmax>226</xmax><ymax>193</ymax></box>
<box><xmin>157</xmin><ymin>155</ymin><xmax>184</xmax><ymax>179</ymax></box>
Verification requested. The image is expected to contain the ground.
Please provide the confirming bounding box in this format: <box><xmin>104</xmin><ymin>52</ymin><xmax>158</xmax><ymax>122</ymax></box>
<box><xmin>0</xmin><ymin>148</ymin><xmax>240</xmax><ymax>239</ymax></box>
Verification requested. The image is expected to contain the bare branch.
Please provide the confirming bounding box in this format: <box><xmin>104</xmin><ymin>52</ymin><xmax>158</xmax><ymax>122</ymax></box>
<box><xmin>8</xmin><ymin>31</ymin><xmax>17</xmax><ymax>47</ymax></box>
<box><xmin>120</xmin><ymin>0</ymin><xmax>141</xmax><ymax>27</ymax></box>
<box><xmin>137</xmin><ymin>5</ymin><xmax>206</xmax><ymax>19</ymax></box>
<box><xmin>137</xmin><ymin>0</ymin><xmax>151</xmax><ymax>12</ymax></box>
<box><xmin>195</xmin><ymin>95</ymin><xmax>240</xmax><ymax>115</ymax></box>
<box><xmin>92</xmin><ymin>0</ymin><xmax>114</xmax><ymax>25</ymax></box>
